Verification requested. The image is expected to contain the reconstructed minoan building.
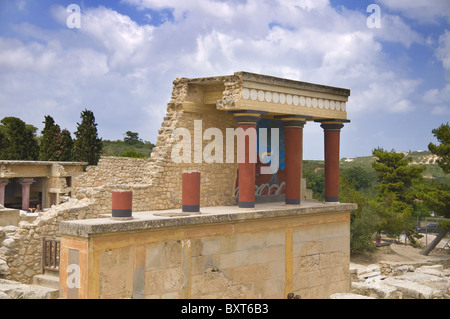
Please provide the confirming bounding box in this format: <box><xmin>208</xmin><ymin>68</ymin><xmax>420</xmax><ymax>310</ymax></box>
<box><xmin>0</xmin><ymin>161</ymin><xmax>87</xmax><ymax>211</ymax></box>
<box><xmin>56</xmin><ymin>71</ymin><xmax>357</xmax><ymax>299</ymax></box>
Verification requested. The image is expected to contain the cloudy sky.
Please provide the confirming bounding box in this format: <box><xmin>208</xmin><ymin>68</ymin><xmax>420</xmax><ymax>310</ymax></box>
<box><xmin>0</xmin><ymin>0</ymin><xmax>449</xmax><ymax>160</ymax></box>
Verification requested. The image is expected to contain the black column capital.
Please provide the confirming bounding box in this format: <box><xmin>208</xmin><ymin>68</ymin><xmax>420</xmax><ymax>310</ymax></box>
<box><xmin>228</xmin><ymin>110</ymin><xmax>267</xmax><ymax>124</ymax></box>
<box><xmin>275</xmin><ymin>115</ymin><xmax>312</xmax><ymax>128</ymax></box>
<box><xmin>315</xmin><ymin>119</ymin><xmax>350</xmax><ymax>131</ymax></box>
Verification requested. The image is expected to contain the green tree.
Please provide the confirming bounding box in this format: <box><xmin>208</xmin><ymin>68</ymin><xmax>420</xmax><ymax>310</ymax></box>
<box><xmin>341</xmin><ymin>166</ymin><xmax>372</xmax><ymax>191</ymax></box>
<box><xmin>124</xmin><ymin>131</ymin><xmax>140</xmax><ymax>145</ymax></box>
<box><xmin>350</xmin><ymin>206</ymin><xmax>380</xmax><ymax>254</ymax></box>
<box><xmin>303</xmin><ymin>168</ymin><xmax>325</xmax><ymax>201</ymax></box>
<box><xmin>371</xmin><ymin>148</ymin><xmax>426</xmax><ymax>237</ymax></box>
<box><xmin>0</xmin><ymin>117</ymin><xmax>39</xmax><ymax>160</ymax></box>
<box><xmin>340</xmin><ymin>172</ymin><xmax>380</xmax><ymax>253</ymax></box>
<box><xmin>39</xmin><ymin>115</ymin><xmax>61</xmax><ymax>161</ymax></box>
<box><xmin>59</xmin><ymin>129</ymin><xmax>74</xmax><ymax>161</ymax></box>
<box><xmin>372</xmin><ymin>148</ymin><xmax>426</xmax><ymax>203</ymax></box>
<box><xmin>73</xmin><ymin>109</ymin><xmax>102</xmax><ymax>165</ymax></box>
<box><xmin>39</xmin><ymin>116</ymin><xmax>74</xmax><ymax>161</ymax></box>
<box><xmin>428</xmin><ymin>123</ymin><xmax>450</xmax><ymax>173</ymax></box>
<box><xmin>418</xmin><ymin>183</ymin><xmax>450</xmax><ymax>218</ymax></box>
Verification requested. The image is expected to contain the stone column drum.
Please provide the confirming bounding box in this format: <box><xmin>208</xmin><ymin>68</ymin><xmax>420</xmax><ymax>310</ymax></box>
<box><xmin>278</xmin><ymin>116</ymin><xmax>309</xmax><ymax>205</ymax></box>
<box><xmin>233</xmin><ymin>112</ymin><xmax>263</xmax><ymax>209</ymax></box>
<box><xmin>182</xmin><ymin>171</ymin><xmax>200</xmax><ymax>213</ymax></box>
<box><xmin>19</xmin><ymin>178</ymin><xmax>34</xmax><ymax>211</ymax></box>
<box><xmin>111</xmin><ymin>190</ymin><xmax>133</xmax><ymax>219</ymax></box>
<box><xmin>320</xmin><ymin>120</ymin><xmax>348</xmax><ymax>202</ymax></box>
<box><xmin>0</xmin><ymin>179</ymin><xmax>8</xmax><ymax>206</ymax></box>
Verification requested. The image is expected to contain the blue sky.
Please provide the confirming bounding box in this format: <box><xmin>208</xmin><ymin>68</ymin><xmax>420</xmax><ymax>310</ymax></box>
<box><xmin>0</xmin><ymin>0</ymin><xmax>449</xmax><ymax>160</ymax></box>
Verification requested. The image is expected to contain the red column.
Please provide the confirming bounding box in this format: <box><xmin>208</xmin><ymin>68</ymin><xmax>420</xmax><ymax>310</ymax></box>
<box><xmin>279</xmin><ymin>117</ymin><xmax>308</xmax><ymax>205</ymax></box>
<box><xmin>233</xmin><ymin>112</ymin><xmax>263</xmax><ymax>208</ymax></box>
<box><xmin>182</xmin><ymin>171</ymin><xmax>200</xmax><ymax>212</ymax></box>
<box><xmin>0</xmin><ymin>179</ymin><xmax>9</xmax><ymax>206</ymax></box>
<box><xmin>112</xmin><ymin>190</ymin><xmax>133</xmax><ymax>218</ymax></box>
<box><xmin>320</xmin><ymin>120</ymin><xmax>348</xmax><ymax>202</ymax></box>
<box><xmin>19</xmin><ymin>179</ymin><xmax>34</xmax><ymax>211</ymax></box>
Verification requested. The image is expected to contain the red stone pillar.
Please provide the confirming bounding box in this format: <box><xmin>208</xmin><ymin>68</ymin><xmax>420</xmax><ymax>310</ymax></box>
<box><xmin>278</xmin><ymin>116</ymin><xmax>309</xmax><ymax>205</ymax></box>
<box><xmin>0</xmin><ymin>179</ymin><xmax>9</xmax><ymax>206</ymax></box>
<box><xmin>319</xmin><ymin>120</ymin><xmax>349</xmax><ymax>202</ymax></box>
<box><xmin>19</xmin><ymin>179</ymin><xmax>34</xmax><ymax>211</ymax></box>
<box><xmin>111</xmin><ymin>190</ymin><xmax>133</xmax><ymax>219</ymax></box>
<box><xmin>182</xmin><ymin>171</ymin><xmax>200</xmax><ymax>212</ymax></box>
<box><xmin>233</xmin><ymin>112</ymin><xmax>263</xmax><ymax>208</ymax></box>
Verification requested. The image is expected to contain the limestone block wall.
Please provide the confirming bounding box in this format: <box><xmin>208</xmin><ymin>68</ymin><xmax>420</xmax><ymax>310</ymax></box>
<box><xmin>73</xmin><ymin>157</ymin><xmax>149</xmax><ymax>187</ymax></box>
<box><xmin>59</xmin><ymin>205</ymin><xmax>353</xmax><ymax>299</ymax></box>
<box><xmin>292</xmin><ymin>221</ymin><xmax>350</xmax><ymax>298</ymax></box>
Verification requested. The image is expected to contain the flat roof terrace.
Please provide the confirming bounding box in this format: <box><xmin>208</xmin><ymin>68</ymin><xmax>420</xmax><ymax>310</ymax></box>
<box><xmin>59</xmin><ymin>201</ymin><xmax>357</xmax><ymax>238</ymax></box>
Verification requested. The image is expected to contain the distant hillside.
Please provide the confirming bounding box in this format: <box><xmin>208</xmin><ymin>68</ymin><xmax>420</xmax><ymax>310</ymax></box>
<box><xmin>101</xmin><ymin>140</ymin><xmax>155</xmax><ymax>158</ymax></box>
<box><xmin>305</xmin><ymin>150</ymin><xmax>449</xmax><ymax>186</ymax></box>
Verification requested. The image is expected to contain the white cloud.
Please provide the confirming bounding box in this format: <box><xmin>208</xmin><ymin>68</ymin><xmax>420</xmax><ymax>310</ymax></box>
<box><xmin>0</xmin><ymin>0</ymin><xmax>444</xmax><ymax>159</ymax></box>
<box><xmin>349</xmin><ymin>76</ymin><xmax>421</xmax><ymax>116</ymax></box>
<box><xmin>431</xmin><ymin>105</ymin><xmax>450</xmax><ymax>115</ymax></box>
<box><xmin>424</xmin><ymin>83</ymin><xmax>450</xmax><ymax>116</ymax></box>
<box><xmin>17</xmin><ymin>0</ymin><xmax>26</xmax><ymax>11</ymax></box>
<box><xmin>376</xmin><ymin>0</ymin><xmax>450</xmax><ymax>24</ymax></box>
<box><xmin>376</xmin><ymin>13</ymin><xmax>424</xmax><ymax>47</ymax></box>
<box><xmin>436</xmin><ymin>30</ymin><xmax>450</xmax><ymax>73</ymax></box>
<box><xmin>0</xmin><ymin>6</ymin><xmax>162</xmax><ymax>141</ymax></box>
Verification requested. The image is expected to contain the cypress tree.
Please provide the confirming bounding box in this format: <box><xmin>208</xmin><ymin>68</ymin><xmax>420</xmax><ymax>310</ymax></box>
<box><xmin>59</xmin><ymin>129</ymin><xmax>74</xmax><ymax>161</ymax></box>
<box><xmin>39</xmin><ymin>115</ymin><xmax>61</xmax><ymax>161</ymax></box>
<box><xmin>73</xmin><ymin>109</ymin><xmax>102</xmax><ymax>165</ymax></box>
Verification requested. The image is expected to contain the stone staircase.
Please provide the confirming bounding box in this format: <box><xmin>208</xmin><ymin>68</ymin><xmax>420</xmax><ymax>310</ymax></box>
<box><xmin>0</xmin><ymin>276</ymin><xmax>59</xmax><ymax>299</ymax></box>
<box><xmin>32</xmin><ymin>270</ymin><xmax>60</xmax><ymax>299</ymax></box>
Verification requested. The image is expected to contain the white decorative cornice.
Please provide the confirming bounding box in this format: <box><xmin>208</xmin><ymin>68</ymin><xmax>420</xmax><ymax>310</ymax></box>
<box><xmin>241</xmin><ymin>88</ymin><xmax>346</xmax><ymax>112</ymax></box>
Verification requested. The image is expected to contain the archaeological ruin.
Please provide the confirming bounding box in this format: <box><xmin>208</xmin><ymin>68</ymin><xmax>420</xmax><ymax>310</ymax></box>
<box><xmin>0</xmin><ymin>71</ymin><xmax>358</xmax><ymax>299</ymax></box>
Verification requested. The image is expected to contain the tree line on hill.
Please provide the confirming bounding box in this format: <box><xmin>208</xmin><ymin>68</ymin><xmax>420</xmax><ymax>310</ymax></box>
<box><xmin>0</xmin><ymin>109</ymin><xmax>102</xmax><ymax>165</ymax></box>
<box><xmin>0</xmin><ymin>110</ymin><xmax>156</xmax><ymax>165</ymax></box>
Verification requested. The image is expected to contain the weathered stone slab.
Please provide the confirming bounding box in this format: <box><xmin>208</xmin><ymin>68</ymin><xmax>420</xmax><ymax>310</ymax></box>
<box><xmin>383</xmin><ymin>277</ymin><xmax>434</xmax><ymax>299</ymax></box>
<box><xmin>0</xmin><ymin>209</ymin><xmax>20</xmax><ymax>226</ymax></box>
<box><xmin>0</xmin><ymin>278</ymin><xmax>58</xmax><ymax>299</ymax></box>
<box><xmin>351</xmin><ymin>281</ymin><xmax>401</xmax><ymax>299</ymax></box>
<box><xmin>330</xmin><ymin>292</ymin><xmax>375</xmax><ymax>299</ymax></box>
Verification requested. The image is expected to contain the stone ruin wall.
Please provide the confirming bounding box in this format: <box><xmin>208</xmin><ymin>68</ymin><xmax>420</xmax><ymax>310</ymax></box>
<box><xmin>0</xmin><ymin>199</ymin><xmax>97</xmax><ymax>283</ymax></box>
<box><xmin>73</xmin><ymin>156</ymin><xmax>149</xmax><ymax>187</ymax></box>
<box><xmin>0</xmin><ymin>76</ymin><xmax>242</xmax><ymax>284</ymax></box>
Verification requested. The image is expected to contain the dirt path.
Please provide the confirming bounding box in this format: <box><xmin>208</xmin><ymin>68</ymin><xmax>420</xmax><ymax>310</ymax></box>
<box><xmin>350</xmin><ymin>241</ymin><xmax>450</xmax><ymax>266</ymax></box>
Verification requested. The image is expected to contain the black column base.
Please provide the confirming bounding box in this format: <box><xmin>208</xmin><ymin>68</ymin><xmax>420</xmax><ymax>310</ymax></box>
<box><xmin>238</xmin><ymin>201</ymin><xmax>255</xmax><ymax>208</ymax></box>
<box><xmin>182</xmin><ymin>205</ymin><xmax>200</xmax><ymax>212</ymax></box>
<box><xmin>285</xmin><ymin>198</ymin><xmax>301</xmax><ymax>205</ymax></box>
